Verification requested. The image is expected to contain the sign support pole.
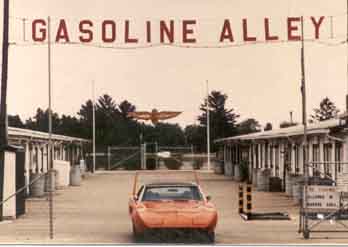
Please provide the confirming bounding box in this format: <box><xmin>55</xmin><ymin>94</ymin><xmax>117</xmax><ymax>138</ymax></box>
<box><xmin>346</xmin><ymin>0</ymin><xmax>348</xmax><ymax>112</ymax></box>
<box><xmin>300</xmin><ymin>16</ymin><xmax>310</xmax><ymax>239</ymax></box>
<box><xmin>47</xmin><ymin>16</ymin><xmax>54</xmax><ymax>239</ymax></box>
<box><xmin>0</xmin><ymin>0</ymin><xmax>9</xmax><ymax>222</ymax></box>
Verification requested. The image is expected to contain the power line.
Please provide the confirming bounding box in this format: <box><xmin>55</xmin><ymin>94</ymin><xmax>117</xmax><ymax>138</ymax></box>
<box><xmin>8</xmin><ymin>38</ymin><xmax>347</xmax><ymax>51</ymax></box>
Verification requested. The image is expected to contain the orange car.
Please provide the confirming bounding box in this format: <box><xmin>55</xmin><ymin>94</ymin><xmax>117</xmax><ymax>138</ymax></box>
<box><xmin>128</xmin><ymin>171</ymin><xmax>218</xmax><ymax>243</ymax></box>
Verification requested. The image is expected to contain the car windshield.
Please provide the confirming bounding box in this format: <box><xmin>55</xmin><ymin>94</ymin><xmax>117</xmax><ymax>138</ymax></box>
<box><xmin>142</xmin><ymin>186</ymin><xmax>202</xmax><ymax>201</ymax></box>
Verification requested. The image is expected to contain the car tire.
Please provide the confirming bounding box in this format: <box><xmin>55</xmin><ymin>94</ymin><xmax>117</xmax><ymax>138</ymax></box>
<box><xmin>132</xmin><ymin>223</ymin><xmax>142</xmax><ymax>242</ymax></box>
<box><xmin>207</xmin><ymin>231</ymin><xmax>215</xmax><ymax>243</ymax></box>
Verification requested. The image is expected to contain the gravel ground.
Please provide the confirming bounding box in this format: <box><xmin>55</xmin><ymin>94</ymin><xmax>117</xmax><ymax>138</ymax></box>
<box><xmin>0</xmin><ymin>170</ymin><xmax>347</xmax><ymax>244</ymax></box>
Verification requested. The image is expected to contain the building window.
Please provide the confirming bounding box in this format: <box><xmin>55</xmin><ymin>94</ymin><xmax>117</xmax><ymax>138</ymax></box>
<box><xmin>323</xmin><ymin>143</ymin><xmax>332</xmax><ymax>177</ymax></box>
<box><xmin>312</xmin><ymin>144</ymin><xmax>320</xmax><ymax>176</ymax></box>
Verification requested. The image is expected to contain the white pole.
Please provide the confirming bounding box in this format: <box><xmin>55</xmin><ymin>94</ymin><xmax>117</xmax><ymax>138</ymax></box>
<box><xmin>206</xmin><ymin>80</ymin><xmax>211</xmax><ymax>171</ymax></box>
<box><xmin>346</xmin><ymin>0</ymin><xmax>348</xmax><ymax>113</ymax></box>
<box><xmin>92</xmin><ymin>80</ymin><xmax>96</xmax><ymax>173</ymax></box>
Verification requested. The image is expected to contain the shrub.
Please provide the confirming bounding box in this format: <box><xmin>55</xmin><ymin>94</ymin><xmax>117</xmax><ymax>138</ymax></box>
<box><xmin>192</xmin><ymin>157</ymin><xmax>204</xmax><ymax>170</ymax></box>
<box><xmin>164</xmin><ymin>156</ymin><xmax>183</xmax><ymax>170</ymax></box>
<box><xmin>146</xmin><ymin>157</ymin><xmax>157</xmax><ymax>170</ymax></box>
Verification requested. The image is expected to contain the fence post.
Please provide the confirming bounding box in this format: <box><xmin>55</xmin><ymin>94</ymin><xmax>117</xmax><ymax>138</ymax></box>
<box><xmin>143</xmin><ymin>143</ymin><xmax>147</xmax><ymax>170</ymax></box>
<box><xmin>107</xmin><ymin>147</ymin><xmax>111</xmax><ymax>170</ymax></box>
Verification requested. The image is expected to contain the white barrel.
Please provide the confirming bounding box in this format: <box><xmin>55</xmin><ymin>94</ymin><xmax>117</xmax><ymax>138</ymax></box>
<box><xmin>44</xmin><ymin>170</ymin><xmax>56</xmax><ymax>192</ymax></box>
<box><xmin>292</xmin><ymin>176</ymin><xmax>304</xmax><ymax>204</ymax></box>
<box><xmin>225</xmin><ymin>162</ymin><xmax>233</xmax><ymax>176</ymax></box>
<box><xmin>292</xmin><ymin>183</ymin><xmax>303</xmax><ymax>204</ymax></box>
<box><xmin>79</xmin><ymin>159</ymin><xmax>86</xmax><ymax>177</ymax></box>
<box><xmin>257</xmin><ymin>169</ymin><xmax>271</xmax><ymax>191</ymax></box>
<box><xmin>70</xmin><ymin>165</ymin><xmax>82</xmax><ymax>186</ymax></box>
<box><xmin>214</xmin><ymin>162</ymin><xmax>223</xmax><ymax>174</ymax></box>
<box><xmin>30</xmin><ymin>173</ymin><xmax>45</xmax><ymax>197</ymax></box>
<box><xmin>252</xmin><ymin>169</ymin><xmax>258</xmax><ymax>186</ymax></box>
<box><xmin>55</xmin><ymin>169</ymin><xmax>60</xmax><ymax>189</ymax></box>
<box><xmin>234</xmin><ymin>165</ymin><xmax>241</xmax><ymax>181</ymax></box>
<box><xmin>285</xmin><ymin>174</ymin><xmax>293</xmax><ymax>196</ymax></box>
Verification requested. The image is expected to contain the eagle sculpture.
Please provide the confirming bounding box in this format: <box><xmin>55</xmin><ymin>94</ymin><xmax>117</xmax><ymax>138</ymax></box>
<box><xmin>127</xmin><ymin>109</ymin><xmax>182</xmax><ymax>124</ymax></box>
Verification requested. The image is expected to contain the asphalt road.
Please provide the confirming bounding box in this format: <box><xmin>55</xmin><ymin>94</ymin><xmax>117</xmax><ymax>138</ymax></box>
<box><xmin>0</xmin><ymin>170</ymin><xmax>347</xmax><ymax>244</ymax></box>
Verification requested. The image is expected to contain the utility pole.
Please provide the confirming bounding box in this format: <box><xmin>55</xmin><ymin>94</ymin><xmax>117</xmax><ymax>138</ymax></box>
<box><xmin>206</xmin><ymin>80</ymin><xmax>211</xmax><ymax>171</ymax></box>
<box><xmin>0</xmin><ymin>0</ymin><xmax>9</xmax><ymax>147</ymax></box>
<box><xmin>290</xmin><ymin>111</ymin><xmax>293</xmax><ymax>124</ymax></box>
<box><xmin>47</xmin><ymin>16</ymin><xmax>54</xmax><ymax>239</ymax></box>
<box><xmin>346</xmin><ymin>0</ymin><xmax>348</xmax><ymax>112</ymax></box>
<box><xmin>0</xmin><ymin>0</ymin><xmax>9</xmax><ymax>222</ymax></box>
<box><xmin>300</xmin><ymin>16</ymin><xmax>310</xmax><ymax>239</ymax></box>
<box><xmin>92</xmin><ymin>80</ymin><xmax>96</xmax><ymax>173</ymax></box>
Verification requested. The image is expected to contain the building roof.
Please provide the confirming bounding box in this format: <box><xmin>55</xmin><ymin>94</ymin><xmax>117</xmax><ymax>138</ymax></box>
<box><xmin>215</xmin><ymin>118</ymin><xmax>345</xmax><ymax>143</ymax></box>
<box><xmin>8</xmin><ymin>127</ymin><xmax>90</xmax><ymax>143</ymax></box>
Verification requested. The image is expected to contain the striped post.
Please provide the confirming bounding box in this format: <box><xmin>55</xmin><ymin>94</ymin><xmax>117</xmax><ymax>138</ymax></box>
<box><xmin>238</xmin><ymin>184</ymin><xmax>244</xmax><ymax>214</ymax></box>
<box><xmin>246</xmin><ymin>183</ymin><xmax>252</xmax><ymax>219</ymax></box>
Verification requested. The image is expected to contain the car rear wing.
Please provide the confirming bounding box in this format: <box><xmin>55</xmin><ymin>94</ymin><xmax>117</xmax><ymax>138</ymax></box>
<box><xmin>132</xmin><ymin>170</ymin><xmax>201</xmax><ymax>196</ymax></box>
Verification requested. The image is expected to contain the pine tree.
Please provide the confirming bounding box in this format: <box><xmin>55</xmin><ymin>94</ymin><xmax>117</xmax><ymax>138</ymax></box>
<box><xmin>310</xmin><ymin>97</ymin><xmax>340</xmax><ymax>122</ymax></box>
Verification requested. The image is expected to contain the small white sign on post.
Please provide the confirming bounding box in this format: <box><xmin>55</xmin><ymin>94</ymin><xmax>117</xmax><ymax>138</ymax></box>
<box><xmin>305</xmin><ymin>185</ymin><xmax>339</xmax><ymax>210</ymax></box>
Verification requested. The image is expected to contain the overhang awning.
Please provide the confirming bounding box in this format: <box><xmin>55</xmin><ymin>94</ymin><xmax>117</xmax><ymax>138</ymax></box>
<box><xmin>215</xmin><ymin>118</ymin><xmax>343</xmax><ymax>144</ymax></box>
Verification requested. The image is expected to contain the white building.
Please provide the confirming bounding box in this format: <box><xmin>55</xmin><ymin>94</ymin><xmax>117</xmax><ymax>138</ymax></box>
<box><xmin>215</xmin><ymin>118</ymin><xmax>348</xmax><ymax>192</ymax></box>
<box><xmin>1</xmin><ymin>127</ymin><xmax>89</xmax><ymax>220</ymax></box>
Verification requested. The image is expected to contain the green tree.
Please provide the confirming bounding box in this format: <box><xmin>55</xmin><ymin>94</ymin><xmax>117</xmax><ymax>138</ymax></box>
<box><xmin>25</xmin><ymin>108</ymin><xmax>60</xmax><ymax>132</ymax></box>
<box><xmin>310</xmin><ymin>97</ymin><xmax>340</xmax><ymax>122</ymax></box>
<box><xmin>236</xmin><ymin>118</ymin><xmax>261</xmax><ymax>135</ymax></box>
<box><xmin>77</xmin><ymin>100</ymin><xmax>94</xmax><ymax>139</ymax></box>
<box><xmin>198</xmin><ymin>90</ymin><xmax>239</xmax><ymax>151</ymax></box>
<box><xmin>264</xmin><ymin>122</ymin><xmax>273</xmax><ymax>131</ymax></box>
<box><xmin>57</xmin><ymin>115</ymin><xmax>83</xmax><ymax>138</ymax></box>
<box><xmin>8</xmin><ymin>115</ymin><xmax>25</xmax><ymax>128</ymax></box>
<box><xmin>279</xmin><ymin>121</ymin><xmax>298</xmax><ymax>129</ymax></box>
<box><xmin>184</xmin><ymin>124</ymin><xmax>206</xmax><ymax>152</ymax></box>
<box><xmin>118</xmin><ymin>100</ymin><xmax>136</xmax><ymax>120</ymax></box>
<box><xmin>96</xmin><ymin>94</ymin><xmax>119</xmax><ymax>146</ymax></box>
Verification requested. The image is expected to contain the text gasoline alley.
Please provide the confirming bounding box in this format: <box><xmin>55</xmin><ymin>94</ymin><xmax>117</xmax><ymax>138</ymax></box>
<box><xmin>30</xmin><ymin>16</ymin><xmax>325</xmax><ymax>44</ymax></box>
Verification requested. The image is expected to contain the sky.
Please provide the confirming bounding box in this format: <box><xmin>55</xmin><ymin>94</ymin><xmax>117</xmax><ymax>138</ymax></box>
<box><xmin>0</xmin><ymin>0</ymin><xmax>347</xmax><ymax>130</ymax></box>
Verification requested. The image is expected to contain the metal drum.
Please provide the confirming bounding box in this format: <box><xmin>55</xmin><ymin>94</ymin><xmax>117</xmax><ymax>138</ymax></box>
<box><xmin>79</xmin><ymin>159</ymin><xmax>86</xmax><ymax>177</ymax></box>
<box><xmin>269</xmin><ymin>177</ymin><xmax>282</xmax><ymax>192</ymax></box>
<box><xmin>292</xmin><ymin>183</ymin><xmax>303</xmax><ymax>204</ymax></box>
<box><xmin>44</xmin><ymin>170</ymin><xmax>56</xmax><ymax>192</ymax></box>
<box><xmin>234</xmin><ymin>165</ymin><xmax>241</xmax><ymax>181</ymax></box>
<box><xmin>285</xmin><ymin>174</ymin><xmax>294</xmax><ymax>196</ymax></box>
<box><xmin>70</xmin><ymin>165</ymin><xmax>81</xmax><ymax>186</ymax></box>
<box><xmin>257</xmin><ymin>169</ymin><xmax>271</xmax><ymax>191</ymax></box>
<box><xmin>252</xmin><ymin>169</ymin><xmax>258</xmax><ymax>187</ymax></box>
<box><xmin>55</xmin><ymin>169</ymin><xmax>60</xmax><ymax>189</ymax></box>
<box><xmin>29</xmin><ymin>173</ymin><xmax>45</xmax><ymax>197</ymax></box>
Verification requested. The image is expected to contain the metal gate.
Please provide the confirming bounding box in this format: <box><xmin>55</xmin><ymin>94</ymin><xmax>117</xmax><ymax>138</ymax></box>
<box><xmin>107</xmin><ymin>146</ymin><xmax>142</xmax><ymax>170</ymax></box>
